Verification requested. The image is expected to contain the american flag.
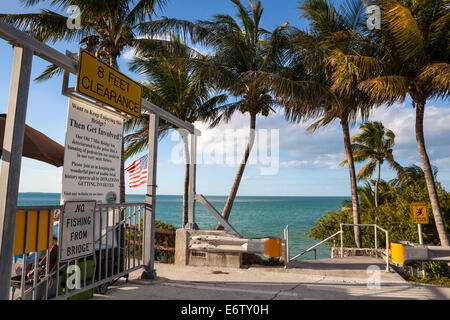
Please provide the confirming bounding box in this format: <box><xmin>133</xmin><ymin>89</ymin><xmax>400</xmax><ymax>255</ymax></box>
<box><xmin>125</xmin><ymin>155</ymin><xmax>148</xmax><ymax>188</ymax></box>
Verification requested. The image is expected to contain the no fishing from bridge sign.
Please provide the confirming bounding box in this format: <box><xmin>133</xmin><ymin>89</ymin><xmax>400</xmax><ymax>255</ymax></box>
<box><xmin>76</xmin><ymin>50</ymin><xmax>142</xmax><ymax>118</ymax></box>
<box><xmin>59</xmin><ymin>201</ymin><xmax>96</xmax><ymax>262</ymax></box>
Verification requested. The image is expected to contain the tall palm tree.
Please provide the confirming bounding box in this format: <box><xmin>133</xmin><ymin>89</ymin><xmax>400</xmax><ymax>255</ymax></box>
<box><xmin>271</xmin><ymin>0</ymin><xmax>379</xmax><ymax>248</ymax></box>
<box><xmin>0</xmin><ymin>0</ymin><xmax>169</xmax><ymax>203</ymax></box>
<box><xmin>141</xmin><ymin>0</ymin><xmax>293</xmax><ymax>226</ymax></box>
<box><xmin>341</xmin><ymin>121</ymin><xmax>402</xmax><ymax>207</ymax></box>
<box><xmin>124</xmin><ymin>38</ymin><xmax>227</xmax><ymax>226</ymax></box>
<box><xmin>343</xmin><ymin>0</ymin><xmax>450</xmax><ymax>246</ymax></box>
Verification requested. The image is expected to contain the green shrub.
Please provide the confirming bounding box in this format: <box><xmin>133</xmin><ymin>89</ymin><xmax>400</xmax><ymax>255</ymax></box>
<box><xmin>308</xmin><ymin>170</ymin><xmax>450</xmax><ymax>249</ymax></box>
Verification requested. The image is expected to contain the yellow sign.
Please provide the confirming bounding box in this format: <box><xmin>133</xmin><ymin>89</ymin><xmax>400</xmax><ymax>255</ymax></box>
<box><xmin>76</xmin><ymin>50</ymin><xmax>142</xmax><ymax>118</ymax></box>
<box><xmin>411</xmin><ymin>202</ymin><xmax>429</xmax><ymax>224</ymax></box>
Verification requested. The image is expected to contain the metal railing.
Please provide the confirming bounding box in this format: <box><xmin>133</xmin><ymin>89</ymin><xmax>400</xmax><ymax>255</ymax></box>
<box><xmin>340</xmin><ymin>223</ymin><xmax>390</xmax><ymax>272</ymax></box>
<box><xmin>289</xmin><ymin>231</ymin><xmax>343</xmax><ymax>263</ymax></box>
<box><xmin>10</xmin><ymin>203</ymin><xmax>146</xmax><ymax>300</ymax></box>
<box><xmin>286</xmin><ymin>223</ymin><xmax>390</xmax><ymax>272</ymax></box>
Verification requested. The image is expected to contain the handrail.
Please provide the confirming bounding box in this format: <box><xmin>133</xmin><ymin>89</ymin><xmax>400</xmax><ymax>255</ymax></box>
<box><xmin>340</xmin><ymin>223</ymin><xmax>390</xmax><ymax>272</ymax></box>
<box><xmin>289</xmin><ymin>231</ymin><xmax>343</xmax><ymax>262</ymax></box>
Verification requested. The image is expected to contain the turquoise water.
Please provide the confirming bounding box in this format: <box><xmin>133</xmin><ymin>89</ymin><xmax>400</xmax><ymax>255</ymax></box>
<box><xmin>17</xmin><ymin>193</ymin><xmax>347</xmax><ymax>260</ymax></box>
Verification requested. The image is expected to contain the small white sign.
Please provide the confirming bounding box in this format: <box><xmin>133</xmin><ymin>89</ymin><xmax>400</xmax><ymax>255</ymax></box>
<box><xmin>60</xmin><ymin>201</ymin><xmax>96</xmax><ymax>262</ymax></box>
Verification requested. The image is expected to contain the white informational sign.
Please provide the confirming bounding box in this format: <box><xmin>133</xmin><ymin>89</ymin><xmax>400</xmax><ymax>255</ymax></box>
<box><xmin>60</xmin><ymin>201</ymin><xmax>96</xmax><ymax>262</ymax></box>
<box><xmin>62</xmin><ymin>98</ymin><xmax>124</xmax><ymax>204</ymax></box>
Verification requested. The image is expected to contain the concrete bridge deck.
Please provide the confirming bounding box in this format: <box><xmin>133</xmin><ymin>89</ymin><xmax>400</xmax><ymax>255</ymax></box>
<box><xmin>93</xmin><ymin>257</ymin><xmax>450</xmax><ymax>300</ymax></box>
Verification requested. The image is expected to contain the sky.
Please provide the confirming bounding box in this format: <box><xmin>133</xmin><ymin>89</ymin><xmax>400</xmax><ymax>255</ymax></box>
<box><xmin>0</xmin><ymin>0</ymin><xmax>449</xmax><ymax>197</ymax></box>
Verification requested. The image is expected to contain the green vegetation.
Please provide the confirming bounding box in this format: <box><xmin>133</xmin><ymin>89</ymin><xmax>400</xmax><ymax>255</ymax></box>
<box><xmin>127</xmin><ymin>219</ymin><xmax>176</xmax><ymax>263</ymax></box>
<box><xmin>308</xmin><ymin>165</ymin><xmax>450</xmax><ymax>248</ymax></box>
<box><xmin>154</xmin><ymin>220</ymin><xmax>176</xmax><ymax>263</ymax></box>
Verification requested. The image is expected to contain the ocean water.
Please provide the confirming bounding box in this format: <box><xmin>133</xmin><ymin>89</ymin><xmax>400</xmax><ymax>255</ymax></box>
<box><xmin>17</xmin><ymin>193</ymin><xmax>348</xmax><ymax>260</ymax></box>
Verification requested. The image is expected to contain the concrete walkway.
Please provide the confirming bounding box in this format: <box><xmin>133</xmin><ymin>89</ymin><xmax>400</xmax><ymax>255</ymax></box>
<box><xmin>93</xmin><ymin>257</ymin><xmax>450</xmax><ymax>300</ymax></box>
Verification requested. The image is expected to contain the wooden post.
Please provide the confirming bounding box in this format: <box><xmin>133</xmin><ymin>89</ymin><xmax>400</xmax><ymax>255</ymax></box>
<box><xmin>186</xmin><ymin>133</ymin><xmax>198</xmax><ymax>230</ymax></box>
<box><xmin>141</xmin><ymin>113</ymin><xmax>158</xmax><ymax>280</ymax></box>
<box><xmin>0</xmin><ymin>46</ymin><xmax>33</xmax><ymax>300</ymax></box>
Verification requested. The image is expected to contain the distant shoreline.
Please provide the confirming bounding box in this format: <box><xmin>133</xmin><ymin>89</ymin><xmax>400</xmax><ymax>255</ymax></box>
<box><xmin>18</xmin><ymin>192</ymin><xmax>350</xmax><ymax>198</ymax></box>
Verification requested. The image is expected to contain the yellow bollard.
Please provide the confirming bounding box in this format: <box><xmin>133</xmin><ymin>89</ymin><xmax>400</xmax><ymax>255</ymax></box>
<box><xmin>264</xmin><ymin>238</ymin><xmax>282</xmax><ymax>258</ymax></box>
<box><xmin>390</xmin><ymin>242</ymin><xmax>405</xmax><ymax>264</ymax></box>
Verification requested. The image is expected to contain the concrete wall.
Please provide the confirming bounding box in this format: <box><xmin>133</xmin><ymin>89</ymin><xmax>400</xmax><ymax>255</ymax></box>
<box><xmin>175</xmin><ymin>229</ymin><xmax>243</xmax><ymax>268</ymax></box>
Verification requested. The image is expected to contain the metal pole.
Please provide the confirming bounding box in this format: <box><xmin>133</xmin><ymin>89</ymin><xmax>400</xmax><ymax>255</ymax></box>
<box><xmin>418</xmin><ymin>224</ymin><xmax>424</xmax><ymax>245</ymax></box>
<box><xmin>374</xmin><ymin>225</ymin><xmax>378</xmax><ymax>256</ymax></box>
<box><xmin>385</xmin><ymin>231</ymin><xmax>390</xmax><ymax>272</ymax></box>
<box><xmin>186</xmin><ymin>133</ymin><xmax>198</xmax><ymax>230</ymax></box>
<box><xmin>340</xmin><ymin>224</ymin><xmax>343</xmax><ymax>258</ymax></box>
<box><xmin>418</xmin><ymin>224</ymin><xmax>426</xmax><ymax>278</ymax></box>
<box><xmin>141</xmin><ymin>113</ymin><xmax>158</xmax><ymax>280</ymax></box>
<box><xmin>0</xmin><ymin>45</ymin><xmax>33</xmax><ymax>300</ymax></box>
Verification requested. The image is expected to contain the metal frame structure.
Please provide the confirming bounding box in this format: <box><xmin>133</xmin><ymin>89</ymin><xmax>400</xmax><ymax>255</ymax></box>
<box><xmin>0</xmin><ymin>20</ymin><xmax>201</xmax><ymax>299</ymax></box>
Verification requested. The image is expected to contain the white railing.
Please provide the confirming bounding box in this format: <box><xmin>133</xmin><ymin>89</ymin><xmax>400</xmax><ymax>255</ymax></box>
<box><xmin>288</xmin><ymin>230</ymin><xmax>343</xmax><ymax>263</ymax></box>
<box><xmin>286</xmin><ymin>223</ymin><xmax>390</xmax><ymax>272</ymax></box>
<box><xmin>340</xmin><ymin>223</ymin><xmax>390</xmax><ymax>272</ymax></box>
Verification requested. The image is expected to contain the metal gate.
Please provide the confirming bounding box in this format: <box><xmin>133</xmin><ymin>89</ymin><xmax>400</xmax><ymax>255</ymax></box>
<box><xmin>0</xmin><ymin>19</ymin><xmax>201</xmax><ymax>300</ymax></box>
<box><xmin>10</xmin><ymin>203</ymin><xmax>145</xmax><ymax>300</ymax></box>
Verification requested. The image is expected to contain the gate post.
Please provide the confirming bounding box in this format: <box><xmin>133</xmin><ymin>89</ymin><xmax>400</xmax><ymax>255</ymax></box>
<box><xmin>185</xmin><ymin>133</ymin><xmax>198</xmax><ymax>230</ymax></box>
<box><xmin>141</xmin><ymin>113</ymin><xmax>158</xmax><ymax>280</ymax></box>
<box><xmin>0</xmin><ymin>45</ymin><xmax>33</xmax><ymax>300</ymax></box>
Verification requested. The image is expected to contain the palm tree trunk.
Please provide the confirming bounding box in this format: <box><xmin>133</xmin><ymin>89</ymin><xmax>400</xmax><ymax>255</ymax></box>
<box><xmin>341</xmin><ymin>119</ymin><xmax>362</xmax><ymax>248</ymax></box>
<box><xmin>375</xmin><ymin>161</ymin><xmax>380</xmax><ymax>208</ymax></box>
<box><xmin>218</xmin><ymin>113</ymin><xmax>257</xmax><ymax>229</ymax></box>
<box><xmin>180</xmin><ymin>132</ymin><xmax>190</xmax><ymax>227</ymax></box>
<box><xmin>415</xmin><ymin>101</ymin><xmax>449</xmax><ymax>246</ymax></box>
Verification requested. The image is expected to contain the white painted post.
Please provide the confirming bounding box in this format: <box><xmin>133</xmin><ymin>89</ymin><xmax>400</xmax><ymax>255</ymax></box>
<box><xmin>385</xmin><ymin>232</ymin><xmax>390</xmax><ymax>272</ymax></box>
<box><xmin>141</xmin><ymin>113</ymin><xmax>158</xmax><ymax>280</ymax></box>
<box><xmin>340</xmin><ymin>224</ymin><xmax>344</xmax><ymax>258</ymax></box>
<box><xmin>186</xmin><ymin>133</ymin><xmax>198</xmax><ymax>230</ymax></box>
<box><xmin>418</xmin><ymin>224</ymin><xmax>426</xmax><ymax>278</ymax></box>
<box><xmin>0</xmin><ymin>45</ymin><xmax>33</xmax><ymax>300</ymax></box>
<box><xmin>374</xmin><ymin>225</ymin><xmax>378</xmax><ymax>255</ymax></box>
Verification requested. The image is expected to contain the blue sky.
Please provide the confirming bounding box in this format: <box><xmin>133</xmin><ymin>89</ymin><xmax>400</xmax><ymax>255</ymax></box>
<box><xmin>0</xmin><ymin>0</ymin><xmax>449</xmax><ymax>197</ymax></box>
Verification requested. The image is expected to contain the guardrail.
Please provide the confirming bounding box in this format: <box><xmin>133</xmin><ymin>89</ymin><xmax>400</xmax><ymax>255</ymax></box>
<box><xmin>10</xmin><ymin>203</ymin><xmax>146</xmax><ymax>300</ymax></box>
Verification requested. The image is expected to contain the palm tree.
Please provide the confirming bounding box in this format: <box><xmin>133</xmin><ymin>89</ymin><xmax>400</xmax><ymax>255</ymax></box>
<box><xmin>141</xmin><ymin>0</ymin><xmax>293</xmax><ymax>226</ymax></box>
<box><xmin>341</xmin><ymin>121</ymin><xmax>402</xmax><ymax>207</ymax></box>
<box><xmin>344</xmin><ymin>0</ymin><xmax>450</xmax><ymax>246</ymax></box>
<box><xmin>124</xmin><ymin>38</ymin><xmax>227</xmax><ymax>226</ymax></box>
<box><xmin>0</xmin><ymin>0</ymin><xmax>169</xmax><ymax>203</ymax></box>
<box><xmin>271</xmin><ymin>0</ymin><xmax>379</xmax><ymax>248</ymax></box>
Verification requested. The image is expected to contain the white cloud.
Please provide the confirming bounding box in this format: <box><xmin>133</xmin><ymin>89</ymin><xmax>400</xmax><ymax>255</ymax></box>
<box><xmin>191</xmin><ymin>102</ymin><xmax>450</xmax><ymax>172</ymax></box>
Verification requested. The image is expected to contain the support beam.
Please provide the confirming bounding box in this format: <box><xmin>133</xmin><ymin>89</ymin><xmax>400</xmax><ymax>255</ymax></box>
<box><xmin>0</xmin><ymin>45</ymin><xmax>33</xmax><ymax>300</ymax></box>
<box><xmin>186</xmin><ymin>133</ymin><xmax>199</xmax><ymax>230</ymax></box>
<box><xmin>141</xmin><ymin>100</ymin><xmax>197</xmax><ymax>135</ymax></box>
<box><xmin>141</xmin><ymin>113</ymin><xmax>158</xmax><ymax>280</ymax></box>
<box><xmin>195</xmin><ymin>195</ymin><xmax>242</xmax><ymax>238</ymax></box>
<box><xmin>0</xmin><ymin>21</ymin><xmax>77</xmax><ymax>74</ymax></box>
